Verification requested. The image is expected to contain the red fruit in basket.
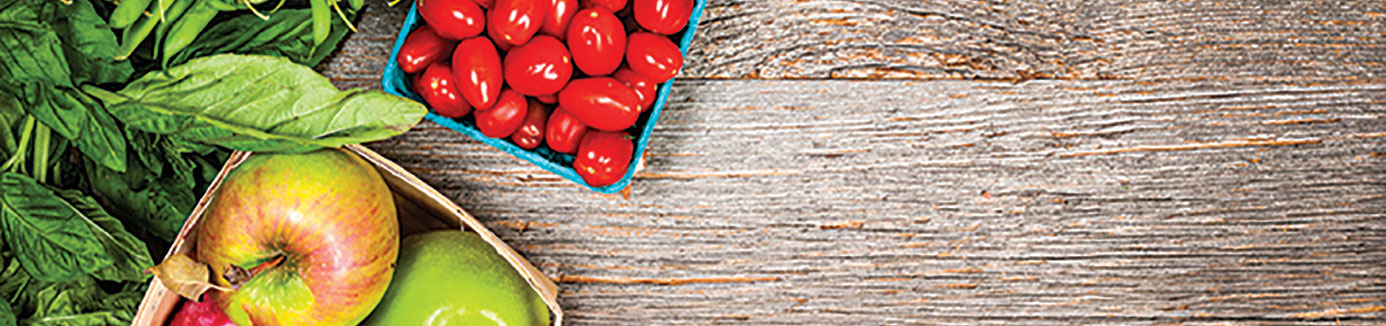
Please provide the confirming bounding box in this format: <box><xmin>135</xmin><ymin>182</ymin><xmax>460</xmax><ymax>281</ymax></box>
<box><xmin>397</xmin><ymin>25</ymin><xmax>454</xmax><ymax>74</ymax></box>
<box><xmin>545</xmin><ymin>108</ymin><xmax>588</xmax><ymax>154</ymax></box>
<box><xmin>487</xmin><ymin>24</ymin><xmax>516</xmax><ymax>52</ymax></box>
<box><xmin>585</xmin><ymin>0</ymin><xmax>625</xmax><ymax>11</ymax></box>
<box><xmin>574</xmin><ymin>130</ymin><xmax>633</xmax><ymax>187</ymax></box>
<box><xmin>504</xmin><ymin>35</ymin><xmax>572</xmax><ymax>96</ymax></box>
<box><xmin>489</xmin><ymin>0</ymin><xmax>551</xmax><ymax>46</ymax></box>
<box><xmin>633</xmin><ymin>0</ymin><xmax>693</xmax><ymax>34</ymax></box>
<box><xmin>169</xmin><ymin>299</ymin><xmax>236</xmax><ymax>326</ymax></box>
<box><xmin>539</xmin><ymin>0</ymin><xmax>577</xmax><ymax>40</ymax></box>
<box><xmin>199</xmin><ymin>150</ymin><xmax>399</xmax><ymax>326</ymax></box>
<box><xmin>566</xmin><ymin>7</ymin><xmax>625</xmax><ymax>76</ymax></box>
<box><xmin>419</xmin><ymin>0</ymin><xmax>485</xmax><ymax>40</ymax></box>
<box><xmin>535</xmin><ymin>93</ymin><xmax>558</xmax><ymax>104</ymax></box>
<box><xmin>452</xmin><ymin>37</ymin><xmax>504</xmax><ymax>110</ymax></box>
<box><xmin>510</xmin><ymin>100</ymin><xmax>550</xmax><ymax>149</ymax></box>
<box><xmin>558</xmin><ymin>77</ymin><xmax>641</xmax><ymax>131</ymax></box>
<box><xmin>415</xmin><ymin>62</ymin><xmax>473</xmax><ymax>118</ymax></box>
<box><xmin>477</xmin><ymin>88</ymin><xmax>528</xmax><ymax>137</ymax></box>
<box><xmin>625</xmin><ymin>32</ymin><xmax>683</xmax><ymax>82</ymax></box>
<box><xmin>411</xmin><ymin>68</ymin><xmax>426</xmax><ymax>89</ymax></box>
<box><xmin>612</xmin><ymin>67</ymin><xmax>656</xmax><ymax>108</ymax></box>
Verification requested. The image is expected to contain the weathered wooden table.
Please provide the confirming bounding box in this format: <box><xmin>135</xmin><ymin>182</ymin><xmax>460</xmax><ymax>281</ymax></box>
<box><xmin>323</xmin><ymin>1</ymin><xmax>1385</xmax><ymax>324</ymax></box>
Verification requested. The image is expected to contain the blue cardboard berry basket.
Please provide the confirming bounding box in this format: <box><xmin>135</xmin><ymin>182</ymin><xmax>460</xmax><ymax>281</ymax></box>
<box><xmin>382</xmin><ymin>1</ymin><xmax>706</xmax><ymax>193</ymax></box>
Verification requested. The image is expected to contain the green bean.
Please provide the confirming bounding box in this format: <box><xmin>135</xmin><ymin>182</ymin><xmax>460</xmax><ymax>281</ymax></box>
<box><xmin>116</xmin><ymin>0</ymin><xmax>177</xmax><ymax>60</ymax></box>
<box><xmin>153</xmin><ymin>0</ymin><xmax>194</xmax><ymax>50</ymax></box>
<box><xmin>109</xmin><ymin>0</ymin><xmax>154</xmax><ymax>29</ymax></box>
<box><xmin>309</xmin><ymin>0</ymin><xmax>330</xmax><ymax>46</ymax></box>
<box><xmin>205</xmin><ymin>0</ymin><xmax>240</xmax><ymax>12</ymax></box>
<box><xmin>116</xmin><ymin>14</ymin><xmax>154</xmax><ymax>59</ymax></box>
<box><xmin>161</xmin><ymin>0</ymin><xmax>218</xmax><ymax>66</ymax></box>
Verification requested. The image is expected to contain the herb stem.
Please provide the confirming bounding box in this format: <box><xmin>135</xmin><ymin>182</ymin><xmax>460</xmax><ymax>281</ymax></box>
<box><xmin>33</xmin><ymin>123</ymin><xmax>50</xmax><ymax>184</ymax></box>
<box><xmin>32</xmin><ymin>122</ymin><xmax>50</xmax><ymax>183</ymax></box>
<box><xmin>331</xmin><ymin>0</ymin><xmax>357</xmax><ymax>33</ymax></box>
<box><xmin>0</xmin><ymin>116</ymin><xmax>35</xmax><ymax>173</ymax></box>
<box><xmin>10</xmin><ymin>277</ymin><xmax>27</xmax><ymax>302</ymax></box>
<box><xmin>52</xmin><ymin>152</ymin><xmax>61</xmax><ymax>183</ymax></box>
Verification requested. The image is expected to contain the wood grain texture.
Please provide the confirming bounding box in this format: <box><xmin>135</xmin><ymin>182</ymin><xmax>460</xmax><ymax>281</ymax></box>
<box><xmin>321</xmin><ymin>0</ymin><xmax>1386</xmax><ymax>82</ymax></box>
<box><xmin>317</xmin><ymin>1</ymin><xmax>1386</xmax><ymax>325</ymax></box>
<box><xmin>361</xmin><ymin>79</ymin><xmax>1386</xmax><ymax>325</ymax></box>
<box><xmin>688</xmin><ymin>0</ymin><xmax>1386</xmax><ymax>80</ymax></box>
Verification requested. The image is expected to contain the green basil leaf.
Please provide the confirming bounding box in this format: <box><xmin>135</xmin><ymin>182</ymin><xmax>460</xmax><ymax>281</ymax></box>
<box><xmin>51</xmin><ymin>0</ymin><xmax>133</xmax><ymax>86</ymax></box>
<box><xmin>86</xmin><ymin>131</ymin><xmax>201</xmax><ymax>241</ymax></box>
<box><xmin>28</xmin><ymin>287</ymin><xmax>81</xmax><ymax>322</ymax></box>
<box><xmin>19</xmin><ymin>275</ymin><xmax>133</xmax><ymax>326</ymax></box>
<box><xmin>0</xmin><ymin>2</ymin><xmax>73</xmax><ymax>87</ymax></box>
<box><xmin>95</xmin><ymin>54</ymin><xmax>425</xmax><ymax>153</ymax></box>
<box><xmin>10</xmin><ymin>82</ymin><xmax>127</xmax><ymax>173</ymax></box>
<box><xmin>51</xmin><ymin>190</ymin><xmax>153</xmax><ymax>283</ymax></box>
<box><xmin>0</xmin><ymin>0</ymin><xmax>130</xmax><ymax>173</ymax></box>
<box><xmin>0</xmin><ymin>91</ymin><xmax>21</xmax><ymax>161</ymax></box>
<box><xmin>0</xmin><ymin>253</ymin><xmax>139</xmax><ymax>326</ymax></box>
<box><xmin>99</xmin><ymin>290</ymin><xmax>142</xmax><ymax>313</ymax></box>
<box><xmin>167</xmin><ymin>9</ymin><xmax>355</xmax><ymax>68</ymax></box>
<box><xmin>167</xmin><ymin>135</ymin><xmax>218</xmax><ymax>156</ymax></box>
<box><xmin>0</xmin><ymin>0</ymin><xmax>131</xmax><ymax>87</ymax></box>
<box><xmin>0</xmin><ymin>255</ymin><xmax>28</xmax><ymax>306</ymax></box>
<box><xmin>0</xmin><ymin>173</ymin><xmax>112</xmax><ymax>283</ymax></box>
<box><xmin>127</xmin><ymin>129</ymin><xmax>165</xmax><ymax>179</ymax></box>
<box><xmin>24</xmin><ymin>310</ymin><xmax>129</xmax><ymax>326</ymax></box>
<box><xmin>85</xmin><ymin>163</ymin><xmax>196</xmax><ymax>242</ymax></box>
<box><xmin>0</xmin><ymin>298</ymin><xmax>14</xmax><ymax>326</ymax></box>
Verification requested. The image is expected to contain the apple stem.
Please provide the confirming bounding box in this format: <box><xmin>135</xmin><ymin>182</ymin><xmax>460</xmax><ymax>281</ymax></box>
<box><xmin>224</xmin><ymin>254</ymin><xmax>285</xmax><ymax>290</ymax></box>
<box><xmin>250</xmin><ymin>255</ymin><xmax>286</xmax><ymax>275</ymax></box>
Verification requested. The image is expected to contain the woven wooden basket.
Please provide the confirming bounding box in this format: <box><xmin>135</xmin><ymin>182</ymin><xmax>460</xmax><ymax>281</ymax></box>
<box><xmin>131</xmin><ymin>144</ymin><xmax>563</xmax><ymax>325</ymax></box>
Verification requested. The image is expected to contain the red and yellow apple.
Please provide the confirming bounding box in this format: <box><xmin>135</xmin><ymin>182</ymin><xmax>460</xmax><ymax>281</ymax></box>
<box><xmin>195</xmin><ymin>149</ymin><xmax>399</xmax><ymax>326</ymax></box>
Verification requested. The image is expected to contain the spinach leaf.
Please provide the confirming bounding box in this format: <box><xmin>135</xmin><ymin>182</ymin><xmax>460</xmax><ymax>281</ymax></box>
<box><xmin>167</xmin><ymin>9</ymin><xmax>356</xmax><ymax>68</ymax></box>
<box><xmin>0</xmin><ymin>173</ymin><xmax>110</xmax><ymax>283</ymax></box>
<box><xmin>51</xmin><ymin>190</ymin><xmax>153</xmax><ymax>283</ymax></box>
<box><xmin>0</xmin><ymin>299</ymin><xmax>13</xmax><ymax>326</ymax></box>
<box><xmin>90</xmin><ymin>54</ymin><xmax>425</xmax><ymax>153</ymax></box>
<box><xmin>8</xmin><ymin>82</ymin><xmax>127</xmax><ymax>173</ymax></box>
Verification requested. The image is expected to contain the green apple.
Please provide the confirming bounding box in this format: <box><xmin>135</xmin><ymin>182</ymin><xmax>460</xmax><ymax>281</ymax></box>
<box><xmin>197</xmin><ymin>149</ymin><xmax>398</xmax><ymax>326</ymax></box>
<box><xmin>362</xmin><ymin>230</ymin><xmax>550</xmax><ymax>326</ymax></box>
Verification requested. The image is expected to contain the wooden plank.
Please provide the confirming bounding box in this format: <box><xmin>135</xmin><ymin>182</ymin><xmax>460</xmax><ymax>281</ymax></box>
<box><xmin>321</xmin><ymin>1</ymin><xmax>1386</xmax><ymax>82</ymax></box>
<box><xmin>321</xmin><ymin>1</ymin><xmax>1386</xmax><ymax>324</ymax></box>
<box><xmin>362</xmin><ymin>78</ymin><xmax>1386</xmax><ymax>325</ymax></box>
<box><xmin>691</xmin><ymin>0</ymin><xmax>1386</xmax><ymax>80</ymax></box>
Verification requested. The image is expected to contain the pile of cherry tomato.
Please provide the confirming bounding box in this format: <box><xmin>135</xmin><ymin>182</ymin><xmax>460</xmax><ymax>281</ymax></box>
<box><xmin>398</xmin><ymin>0</ymin><xmax>693</xmax><ymax>187</ymax></box>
